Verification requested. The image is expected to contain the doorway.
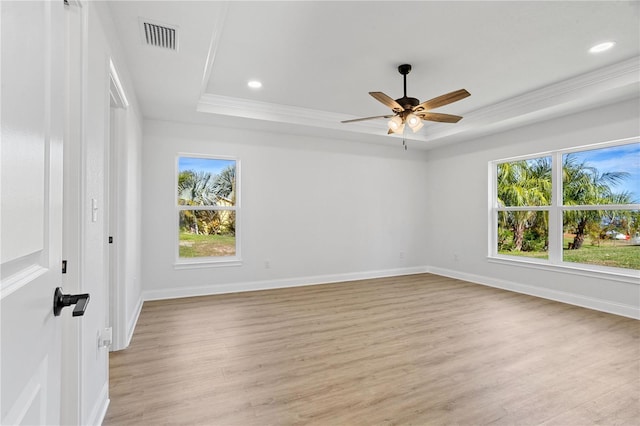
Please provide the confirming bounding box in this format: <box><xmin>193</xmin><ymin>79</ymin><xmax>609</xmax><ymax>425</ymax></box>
<box><xmin>107</xmin><ymin>60</ymin><xmax>129</xmax><ymax>351</ymax></box>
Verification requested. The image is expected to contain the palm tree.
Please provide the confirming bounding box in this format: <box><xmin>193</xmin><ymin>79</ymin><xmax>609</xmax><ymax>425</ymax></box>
<box><xmin>497</xmin><ymin>158</ymin><xmax>551</xmax><ymax>251</ymax></box>
<box><xmin>212</xmin><ymin>165</ymin><xmax>236</xmax><ymax>205</ymax></box>
<box><xmin>178</xmin><ymin>170</ymin><xmax>217</xmax><ymax>205</ymax></box>
<box><xmin>178</xmin><ymin>170</ymin><xmax>216</xmax><ymax>234</ymax></box>
<box><xmin>211</xmin><ymin>164</ymin><xmax>236</xmax><ymax>235</ymax></box>
<box><xmin>178</xmin><ymin>166</ymin><xmax>237</xmax><ymax>235</ymax></box>
<box><xmin>599</xmin><ymin>191</ymin><xmax>636</xmax><ymax>239</ymax></box>
<box><xmin>562</xmin><ymin>154</ymin><xmax>630</xmax><ymax>249</ymax></box>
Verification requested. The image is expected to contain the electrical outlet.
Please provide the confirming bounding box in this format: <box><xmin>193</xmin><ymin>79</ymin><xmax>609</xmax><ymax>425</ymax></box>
<box><xmin>265</xmin><ymin>260</ymin><xmax>271</xmax><ymax>269</ymax></box>
<box><xmin>399</xmin><ymin>251</ymin><xmax>405</xmax><ymax>259</ymax></box>
<box><xmin>99</xmin><ymin>327</ymin><xmax>113</xmax><ymax>348</ymax></box>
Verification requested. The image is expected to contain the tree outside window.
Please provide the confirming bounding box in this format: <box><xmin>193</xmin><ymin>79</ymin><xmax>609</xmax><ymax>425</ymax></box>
<box><xmin>494</xmin><ymin>141</ymin><xmax>640</xmax><ymax>271</ymax></box>
<box><xmin>497</xmin><ymin>156</ymin><xmax>551</xmax><ymax>259</ymax></box>
<box><xmin>177</xmin><ymin>157</ymin><xmax>238</xmax><ymax>260</ymax></box>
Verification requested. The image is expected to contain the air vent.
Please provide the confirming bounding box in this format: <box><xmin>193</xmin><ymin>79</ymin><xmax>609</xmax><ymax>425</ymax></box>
<box><xmin>140</xmin><ymin>19</ymin><xmax>178</xmax><ymax>51</ymax></box>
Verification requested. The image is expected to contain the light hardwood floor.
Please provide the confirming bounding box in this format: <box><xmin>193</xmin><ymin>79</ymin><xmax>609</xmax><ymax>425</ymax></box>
<box><xmin>105</xmin><ymin>274</ymin><xmax>639</xmax><ymax>425</ymax></box>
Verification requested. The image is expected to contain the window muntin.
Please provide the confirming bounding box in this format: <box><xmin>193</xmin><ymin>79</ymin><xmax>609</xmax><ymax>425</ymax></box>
<box><xmin>177</xmin><ymin>156</ymin><xmax>238</xmax><ymax>263</ymax></box>
<box><xmin>491</xmin><ymin>139</ymin><xmax>639</xmax><ymax>273</ymax></box>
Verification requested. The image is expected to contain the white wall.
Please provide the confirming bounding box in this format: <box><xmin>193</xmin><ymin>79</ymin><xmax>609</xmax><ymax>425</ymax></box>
<box><xmin>142</xmin><ymin>120</ymin><xmax>431</xmax><ymax>299</ymax></box>
<box><xmin>141</xmin><ymin>98</ymin><xmax>639</xmax><ymax>318</ymax></box>
<box><xmin>72</xmin><ymin>2</ymin><xmax>143</xmax><ymax>424</ymax></box>
<box><xmin>109</xmin><ymin>100</ymin><xmax>143</xmax><ymax>353</ymax></box>
<box><xmin>424</xmin><ymin>97</ymin><xmax>640</xmax><ymax>318</ymax></box>
<box><xmin>114</xmin><ymin>106</ymin><xmax>143</xmax><ymax>348</ymax></box>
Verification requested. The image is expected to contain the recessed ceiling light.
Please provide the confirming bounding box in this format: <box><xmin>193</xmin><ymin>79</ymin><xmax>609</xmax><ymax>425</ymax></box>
<box><xmin>247</xmin><ymin>80</ymin><xmax>262</xmax><ymax>89</ymax></box>
<box><xmin>589</xmin><ymin>41</ymin><xmax>615</xmax><ymax>54</ymax></box>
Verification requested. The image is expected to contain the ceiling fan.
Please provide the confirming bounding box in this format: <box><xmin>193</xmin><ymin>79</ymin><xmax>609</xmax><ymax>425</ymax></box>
<box><xmin>341</xmin><ymin>64</ymin><xmax>470</xmax><ymax>134</ymax></box>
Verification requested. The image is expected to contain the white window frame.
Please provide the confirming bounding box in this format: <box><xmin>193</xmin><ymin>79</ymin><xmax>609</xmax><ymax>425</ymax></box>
<box><xmin>489</xmin><ymin>137</ymin><xmax>640</xmax><ymax>283</ymax></box>
<box><xmin>174</xmin><ymin>154</ymin><xmax>242</xmax><ymax>269</ymax></box>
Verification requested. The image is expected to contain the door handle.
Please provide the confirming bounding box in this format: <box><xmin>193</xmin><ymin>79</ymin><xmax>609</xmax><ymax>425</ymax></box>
<box><xmin>53</xmin><ymin>287</ymin><xmax>90</xmax><ymax>317</ymax></box>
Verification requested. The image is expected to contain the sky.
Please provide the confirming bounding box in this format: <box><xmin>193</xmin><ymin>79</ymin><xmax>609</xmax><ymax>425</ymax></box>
<box><xmin>566</xmin><ymin>143</ymin><xmax>640</xmax><ymax>203</ymax></box>
<box><xmin>179</xmin><ymin>157</ymin><xmax>235</xmax><ymax>176</ymax></box>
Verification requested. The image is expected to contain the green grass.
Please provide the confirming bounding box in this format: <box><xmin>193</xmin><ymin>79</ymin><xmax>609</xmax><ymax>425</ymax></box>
<box><xmin>179</xmin><ymin>232</ymin><xmax>235</xmax><ymax>258</ymax></box>
<box><xmin>499</xmin><ymin>236</ymin><xmax>639</xmax><ymax>270</ymax></box>
<box><xmin>562</xmin><ymin>236</ymin><xmax>639</xmax><ymax>270</ymax></box>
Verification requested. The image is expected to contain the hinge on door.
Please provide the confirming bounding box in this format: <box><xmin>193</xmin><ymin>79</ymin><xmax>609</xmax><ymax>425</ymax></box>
<box><xmin>62</xmin><ymin>260</ymin><xmax>68</xmax><ymax>274</ymax></box>
<box><xmin>109</xmin><ymin>236</ymin><xmax>113</xmax><ymax>244</ymax></box>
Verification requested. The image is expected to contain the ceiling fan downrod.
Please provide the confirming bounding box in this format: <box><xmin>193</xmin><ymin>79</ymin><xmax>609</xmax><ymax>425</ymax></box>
<box><xmin>398</xmin><ymin>64</ymin><xmax>411</xmax><ymax>98</ymax></box>
<box><xmin>396</xmin><ymin>64</ymin><xmax>419</xmax><ymax>110</ymax></box>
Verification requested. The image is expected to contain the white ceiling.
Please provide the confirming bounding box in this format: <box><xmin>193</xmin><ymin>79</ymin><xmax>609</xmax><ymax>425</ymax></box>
<box><xmin>107</xmin><ymin>1</ymin><xmax>640</xmax><ymax>150</ymax></box>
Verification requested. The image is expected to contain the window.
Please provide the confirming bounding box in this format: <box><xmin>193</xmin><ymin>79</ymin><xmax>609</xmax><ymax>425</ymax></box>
<box><xmin>491</xmin><ymin>139</ymin><xmax>640</xmax><ymax>274</ymax></box>
<box><xmin>496</xmin><ymin>156</ymin><xmax>551</xmax><ymax>260</ymax></box>
<box><xmin>176</xmin><ymin>156</ymin><xmax>239</xmax><ymax>266</ymax></box>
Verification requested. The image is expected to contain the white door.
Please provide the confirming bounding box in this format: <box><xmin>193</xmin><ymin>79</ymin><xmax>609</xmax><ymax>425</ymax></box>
<box><xmin>1</xmin><ymin>1</ymin><xmax>69</xmax><ymax>424</ymax></box>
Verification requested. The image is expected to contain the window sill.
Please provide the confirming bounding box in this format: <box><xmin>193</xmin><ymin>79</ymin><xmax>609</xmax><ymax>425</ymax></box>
<box><xmin>174</xmin><ymin>258</ymin><xmax>243</xmax><ymax>270</ymax></box>
<box><xmin>487</xmin><ymin>255</ymin><xmax>640</xmax><ymax>285</ymax></box>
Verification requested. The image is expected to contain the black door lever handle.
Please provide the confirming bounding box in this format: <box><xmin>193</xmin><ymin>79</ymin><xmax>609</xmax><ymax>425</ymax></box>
<box><xmin>53</xmin><ymin>287</ymin><xmax>90</xmax><ymax>317</ymax></box>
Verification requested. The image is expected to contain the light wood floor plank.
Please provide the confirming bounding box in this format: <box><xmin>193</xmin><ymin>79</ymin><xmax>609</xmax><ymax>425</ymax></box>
<box><xmin>104</xmin><ymin>274</ymin><xmax>639</xmax><ymax>425</ymax></box>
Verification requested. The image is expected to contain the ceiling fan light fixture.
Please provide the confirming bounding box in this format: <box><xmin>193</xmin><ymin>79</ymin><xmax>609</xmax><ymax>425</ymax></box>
<box><xmin>388</xmin><ymin>115</ymin><xmax>403</xmax><ymax>132</ymax></box>
<box><xmin>409</xmin><ymin>120</ymin><xmax>424</xmax><ymax>133</ymax></box>
<box><xmin>406</xmin><ymin>113</ymin><xmax>422</xmax><ymax>128</ymax></box>
<box><xmin>388</xmin><ymin>123</ymin><xmax>405</xmax><ymax>134</ymax></box>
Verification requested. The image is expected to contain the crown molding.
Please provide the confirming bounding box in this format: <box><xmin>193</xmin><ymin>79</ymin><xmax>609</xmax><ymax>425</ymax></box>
<box><xmin>197</xmin><ymin>56</ymin><xmax>640</xmax><ymax>146</ymax></box>
<box><xmin>197</xmin><ymin>93</ymin><xmax>420</xmax><ymax>140</ymax></box>
<box><xmin>424</xmin><ymin>56</ymin><xmax>640</xmax><ymax>144</ymax></box>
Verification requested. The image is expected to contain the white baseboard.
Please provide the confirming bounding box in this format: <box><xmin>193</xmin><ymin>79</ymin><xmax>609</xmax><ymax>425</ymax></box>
<box><xmin>86</xmin><ymin>381</ymin><xmax>109</xmax><ymax>426</ymax></box>
<box><xmin>140</xmin><ymin>265</ymin><xmax>638</xmax><ymax>319</ymax></box>
<box><xmin>427</xmin><ymin>266</ymin><xmax>640</xmax><ymax>320</ymax></box>
<box><xmin>142</xmin><ymin>266</ymin><xmax>429</xmax><ymax>301</ymax></box>
<box><xmin>125</xmin><ymin>296</ymin><xmax>143</xmax><ymax>347</ymax></box>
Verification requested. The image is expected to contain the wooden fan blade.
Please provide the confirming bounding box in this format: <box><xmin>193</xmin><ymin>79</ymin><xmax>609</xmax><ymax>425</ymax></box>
<box><xmin>341</xmin><ymin>115</ymin><xmax>393</xmax><ymax>123</ymax></box>
<box><xmin>369</xmin><ymin>92</ymin><xmax>404</xmax><ymax>112</ymax></box>
<box><xmin>414</xmin><ymin>89</ymin><xmax>470</xmax><ymax>112</ymax></box>
<box><xmin>418</xmin><ymin>112</ymin><xmax>463</xmax><ymax>123</ymax></box>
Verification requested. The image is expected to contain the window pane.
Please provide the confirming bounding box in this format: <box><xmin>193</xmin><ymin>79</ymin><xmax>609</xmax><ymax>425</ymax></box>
<box><xmin>497</xmin><ymin>157</ymin><xmax>551</xmax><ymax>207</ymax></box>
<box><xmin>178</xmin><ymin>157</ymin><xmax>236</xmax><ymax>206</ymax></box>
<box><xmin>498</xmin><ymin>211</ymin><xmax>548</xmax><ymax>259</ymax></box>
<box><xmin>179</xmin><ymin>210</ymin><xmax>236</xmax><ymax>257</ymax></box>
<box><xmin>563</xmin><ymin>210</ymin><xmax>639</xmax><ymax>270</ymax></box>
<box><xmin>562</xmin><ymin>143</ymin><xmax>640</xmax><ymax>206</ymax></box>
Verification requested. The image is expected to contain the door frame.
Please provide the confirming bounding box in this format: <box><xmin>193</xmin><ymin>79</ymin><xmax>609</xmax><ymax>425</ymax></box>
<box><xmin>107</xmin><ymin>59</ymin><xmax>129</xmax><ymax>351</ymax></box>
<box><xmin>61</xmin><ymin>0</ymin><xmax>85</xmax><ymax>423</ymax></box>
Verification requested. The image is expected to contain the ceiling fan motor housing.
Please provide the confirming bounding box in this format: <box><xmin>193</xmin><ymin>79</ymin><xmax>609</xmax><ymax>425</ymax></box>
<box><xmin>396</xmin><ymin>96</ymin><xmax>420</xmax><ymax>111</ymax></box>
